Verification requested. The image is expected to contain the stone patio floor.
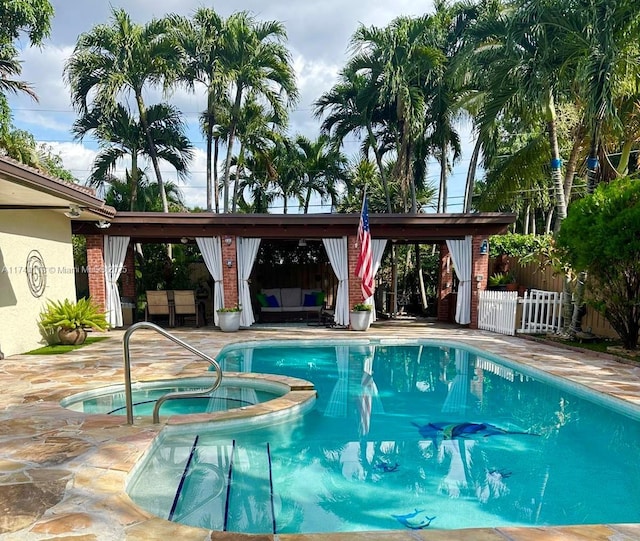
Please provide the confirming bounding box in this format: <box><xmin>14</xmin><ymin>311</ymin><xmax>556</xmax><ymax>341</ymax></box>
<box><xmin>1</xmin><ymin>320</ymin><xmax>639</xmax><ymax>540</ymax></box>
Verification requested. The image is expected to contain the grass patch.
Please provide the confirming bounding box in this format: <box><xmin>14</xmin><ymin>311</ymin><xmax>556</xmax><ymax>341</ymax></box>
<box><xmin>542</xmin><ymin>335</ymin><xmax>639</xmax><ymax>363</ymax></box>
<box><xmin>25</xmin><ymin>336</ymin><xmax>110</xmax><ymax>355</ymax></box>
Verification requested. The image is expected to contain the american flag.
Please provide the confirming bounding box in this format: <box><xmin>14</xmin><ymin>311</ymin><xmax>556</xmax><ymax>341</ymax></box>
<box><xmin>355</xmin><ymin>194</ymin><xmax>374</xmax><ymax>299</ymax></box>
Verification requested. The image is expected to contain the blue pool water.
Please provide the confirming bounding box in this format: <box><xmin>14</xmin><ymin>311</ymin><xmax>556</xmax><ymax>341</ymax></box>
<box><xmin>126</xmin><ymin>340</ymin><xmax>640</xmax><ymax>534</ymax></box>
<box><xmin>61</xmin><ymin>377</ymin><xmax>282</xmax><ymax>417</ymax></box>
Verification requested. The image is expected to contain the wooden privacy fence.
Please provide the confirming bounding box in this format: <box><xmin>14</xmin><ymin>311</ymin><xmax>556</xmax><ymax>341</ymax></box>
<box><xmin>478</xmin><ymin>289</ymin><xmax>564</xmax><ymax>336</ymax></box>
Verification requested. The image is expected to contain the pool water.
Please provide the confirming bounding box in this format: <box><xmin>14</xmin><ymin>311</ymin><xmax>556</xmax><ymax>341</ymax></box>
<box><xmin>61</xmin><ymin>378</ymin><xmax>281</xmax><ymax>417</ymax></box>
<box><xmin>126</xmin><ymin>340</ymin><xmax>640</xmax><ymax>534</ymax></box>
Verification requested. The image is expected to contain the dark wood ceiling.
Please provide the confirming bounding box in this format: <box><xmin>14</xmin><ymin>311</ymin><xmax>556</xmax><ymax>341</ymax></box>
<box><xmin>72</xmin><ymin>211</ymin><xmax>516</xmax><ymax>243</ymax></box>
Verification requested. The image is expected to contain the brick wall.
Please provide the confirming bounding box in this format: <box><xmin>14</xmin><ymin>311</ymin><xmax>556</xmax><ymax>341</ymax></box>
<box><xmin>347</xmin><ymin>234</ymin><xmax>362</xmax><ymax>311</ymax></box>
<box><xmin>85</xmin><ymin>234</ymin><xmax>106</xmax><ymax>312</ymax></box>
<box><xmin>121</xmin><ymin>243</ymin><xmax>136</xmax><ymax>298</ymax></box>
<box><xmin>221</xmin><ymin>236</ymin><xmax>238</xmax><ymax>308</ymax></box>
<box><xmin>470</xmin><ymin>235</ymin><xmax>490</xmax><ymax>329</ymax></box>
<box><xmin>437</xmin><ymin>242</ymin><xmax>453</xmax><ymax>322</ymax></box>
<box><xmin>437</xmin><ymin>236</ymin><xmax>489</xmax><ymax>328</ymax></box>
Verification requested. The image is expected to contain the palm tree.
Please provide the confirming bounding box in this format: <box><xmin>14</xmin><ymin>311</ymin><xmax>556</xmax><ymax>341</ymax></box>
<box><xmin>235</xmin><ymin>151</ymin><xmax>277</xmax><ymax>213</ymax></box>
<box><xmin>231</xmin><ymin>97</ymin><xmax>284</xmax><ymax>212</ymax></box>
<box><xmin>269</xmin><ymin>137</ymin><xmax>305</xmax><ymax>213</ymax></box>
<box><xmin>315</xmin><ymin>70</ymin><xmax>394</xmax><ymax>212</ymax></box>
<box><xmin>0</xmin><ymin>45</ymin><xmax>38</xmax><ymax>102</ymax></box>
<box><xmin>466</xmin><ymin>0</ymin><xmax>572</xmax><ymax>228</ymax></box>
<box><xmin>219</xmin><ymin>11</ymin><xmax>298</xmax><ymax>213</ymax></box>
<box><xmin>295</xmin><ymin>135</ymin><xmax>348</xmax><ymax>213</ymax></box>
<box><xmin>104</xmin><ymin>173</ymin><xmax>186</xmax><ymax>212</ymax></box>
<box><xmin>546</xmin><ymin>0</ymin><xmax>640</xmax><ymax>334</ymax></box>
<box><xmin>349</xmin><ymin>15</ymin><xmax>445</xmax><ymax>213</ymax></box>
<box><xmin>170</xmin><ymin>8</ymin><xmax>227</xmax><ymax>211</ymax></box>
<box><xmin>64</xmin><ymin>8</ymin><xmax>182</xmax><ymax>212</ymax></box>
<box><xmin>72</xmin><ymin>103</ymin><xmax>193</xmax><ymax>210</ymax></box>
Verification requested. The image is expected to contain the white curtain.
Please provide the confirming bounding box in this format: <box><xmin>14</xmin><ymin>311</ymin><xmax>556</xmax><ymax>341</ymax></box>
<box><xmin>324</xmin><ymin>346</ymin><xmax>350</xmax><ymax>418</ymax></box>
<box><xmin>323</xmin><ymin>236</ymin><xmax>349</xmax><ymax>326</ymax></box>
<box><xmin>442</xmin><ymin>348</ymin><xmax>470</xmax><ymax>413</ymax></box>
<box><xmin>103</xmin><ymin>235</ymin><xmax>130</xmax><ymax>327</ymax></box>
<box><xmin>364</xmin><ymin>239</ymin><xmax>388</xmax><ymax>321</ymax></box>
<box><xmin>237</xmin><ymin>237</ymin><xmax>261</xmax><ymax>327</ymax></box>
<box><xmin>196</xmin><ymin>237</ymin><xmax>224</xmax><ymax>326</ymax></box>
<box><xmin>240</xmin><ymin>347</ymin><xmax>258</xmax><ymax>406</ymax></box>
<box><xmin>446</xmin><ymin>235</ymin><xmax>472</xmax><ymax>325</ymax></box>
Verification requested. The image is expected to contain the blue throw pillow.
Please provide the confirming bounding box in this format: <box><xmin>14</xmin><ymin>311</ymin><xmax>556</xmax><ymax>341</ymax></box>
<box><xmin>266</xmin><ymin>294</ymin><xmax>279</xmax><ymax>307</ymax></box>
<box><xmin>303</xmin><ymin>293</ymin><xmax>316</xmax><ymax>307</ymax></box>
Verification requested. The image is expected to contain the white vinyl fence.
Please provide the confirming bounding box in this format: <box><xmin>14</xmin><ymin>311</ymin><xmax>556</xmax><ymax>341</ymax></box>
<box><xmin>478</xmin><ymin>290</ymin><xmax>518</xmax><ymax>335</ymax></box>
<box><xmin>478</xmin><ymin>289</ymin><xmax>564</xmax><ymax>336</ymax></box>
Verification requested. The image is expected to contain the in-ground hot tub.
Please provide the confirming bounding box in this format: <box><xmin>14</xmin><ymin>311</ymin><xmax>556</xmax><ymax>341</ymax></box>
<box><xmin>60</xmin><ymin>376</ymin><xmax>291</xmax><ymax>418</ymax></box>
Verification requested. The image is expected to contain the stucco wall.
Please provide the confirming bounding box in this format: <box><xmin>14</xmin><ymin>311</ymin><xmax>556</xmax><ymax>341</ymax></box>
<box><xmin>0</xmin><ymin>211</ymin><xmax>77</xmax><ymax>357</ymax></box>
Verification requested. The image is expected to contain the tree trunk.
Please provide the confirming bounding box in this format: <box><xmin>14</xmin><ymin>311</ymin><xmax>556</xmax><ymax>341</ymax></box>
<box><xmin>546</xmin><ymin>94</ymin><xmax>567</xmax><ymax>223</ymax></box>
<box><xmin>206</xmin><ymin>118</ymin><xmax>213</xmax><ymax>211</ymax></box>
<box><xmin>463</xmin><ymin>137</ymin><xmax>481</xmax><ymax>212</ymax></box>
<box><xmin>366</xmin><ymin>123</ymin><xmax>392</xmax><ymax>213</ymax></box>
<box><xmin>232</xmin><ymin>142</ymin><xmax>244</xmax><ymax>213</ymax></box>
<box><xmin>438</xmin><ymin>143</ymin><xmax>448</xmax><ymax>213</ymax></box>
<box><xmin>223</xmin><ymin>88</ymin><xmax>243</xmax><ymax>213</ymax></box>
<box><xmin>570</xmin><ymin>119</ymin><xmax>602</xmax><ymax>335</ymax></box>
<box><xmin>416</xmin><ymin>243</ymin><xmax>427</xmax><ymax>311</ymax></box>
<box><xmin>390</xmin><ymin>245</ymin><xmax>398</xmax><ymax>317</ymax></box>
<box><xmin>214</xmin><ymin>137</ymin><xmax>220</xmax><ymax>213</ymax></box>
<box><xmin>136</xmin><ymin>93</ymin><xmax>168</xmax><ymax>214</ymax></box>
<box><xmin>617</xmin><ymin>138</ymin><xmax>633</xmax><ymax>175</ymax></box>
<box><xmin>129</xmin><ymin>152</ymin><xmax>138</xmax><ymax>211</ymax></box>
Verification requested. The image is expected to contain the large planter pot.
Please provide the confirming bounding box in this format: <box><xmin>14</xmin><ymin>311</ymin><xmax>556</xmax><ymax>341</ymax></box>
<box><xmin>217</xmin><ymin>311</ymin><xmax>241</xmax><ymax>332</ymax></box>
<box><xmin>350</xmin><ymin>310</ymin><xmax>372</xmax><ymax>331</ymax></box>
<box><xmin>58</xmin><ymin>327</ymin><xmax>87</xmax><ymax>345</ymax></box>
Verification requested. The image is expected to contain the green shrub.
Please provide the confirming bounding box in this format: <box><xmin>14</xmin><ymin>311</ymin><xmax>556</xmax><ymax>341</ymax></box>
<box><xmin>39</xmin><ymin>297</ymin><xmax>109</xmax><ymax>331</ymax></box>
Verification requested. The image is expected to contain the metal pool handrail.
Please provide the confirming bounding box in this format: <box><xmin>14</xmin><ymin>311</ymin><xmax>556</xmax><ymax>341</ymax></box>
<box><xmin>122</xmin><ymin>321</ymin><xmax>223</xmax><ymax>425</ymax></box>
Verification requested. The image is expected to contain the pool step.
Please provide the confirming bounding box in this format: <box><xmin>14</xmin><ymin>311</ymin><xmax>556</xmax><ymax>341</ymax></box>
<box><xmin>225</xmin><ymin>442</ymin><xmax>276</xmax><ymax>533</ymax></box>
<box><xmin>169</xmin><ymin>440</ymin><xmax>234</xmax><ymax>530</ymax></box>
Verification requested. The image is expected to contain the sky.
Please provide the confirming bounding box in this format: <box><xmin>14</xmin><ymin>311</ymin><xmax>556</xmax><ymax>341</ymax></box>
<box><xmin>7</xmin><ymin>0</ymin><xmax>473</xmax><ymax>212</ymax></box>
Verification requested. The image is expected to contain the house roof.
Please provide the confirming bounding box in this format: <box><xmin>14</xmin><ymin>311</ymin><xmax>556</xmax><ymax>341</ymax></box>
<box><xmin>72</xmin><ymin>211</ymin><xmax>516</xmax><ymax>242</ymax></box>
<box><xmin>0</xmin><ymin>156</ymin><xmax>116</xmax><ymax>220</ymax></box>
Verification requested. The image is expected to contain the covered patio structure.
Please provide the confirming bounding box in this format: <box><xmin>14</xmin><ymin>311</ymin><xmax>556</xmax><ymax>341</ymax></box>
<box><xmin>72</xmin><ymin>211</ymin><xmax>515</xmax><ymax>330</ymax></box>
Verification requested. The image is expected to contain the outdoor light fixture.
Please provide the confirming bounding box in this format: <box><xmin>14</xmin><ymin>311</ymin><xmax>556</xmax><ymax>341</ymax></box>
<box><xmin>95</xmin><ymin>220</ymin><xmax>111</xmax><ymax>229</ymax></box>
<box><xmin>298</xmin><ymin>238</ymin><xmax>307</xmax><ymax>247</ymax></box>
<box><xmin>226</xmin><ymin>259</ymin><xmax>233</xmax><ymax>268</ymax></box>
<box><xmin>180</xmin><ymin>237</ymin><xmax>189</xmax><ymax>244</ymax></box>
<box><xmin>479</xmin><ymin>239</ymin><xmax>489</xmax><ymax>255</ymax></box>
<box><xmin>64</xmin><ymin>205</ymin><xmax>81</xmax><ymax>218</ymax></box>
<box><xmin>224</xmin><ymin>236</ymin><xmax>233</xmax><ymax>245</ymax></box>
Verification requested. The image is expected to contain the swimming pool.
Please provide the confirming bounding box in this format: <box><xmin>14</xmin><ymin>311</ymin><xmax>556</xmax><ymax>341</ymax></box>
<box><xmin>61</xmin><ymin>376</ymin><xmax>287</xmax><ymax>417</ymax></box>
<box><xmin>126</xmin><ymin>339</ymin><xmax>640</xmax><ymax>534</ymax></box>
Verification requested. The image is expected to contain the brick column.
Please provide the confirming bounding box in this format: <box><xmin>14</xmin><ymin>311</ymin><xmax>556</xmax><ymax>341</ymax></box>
<box><xmin>347</xmin><ymin>234</ymin><xmax>362</xmax><ymax>312</ymax></box>
<box><xmin>85</xmin><ymin>234</ymin><xmax>106</xmax><ymax>312</ymax></box>
<box><xmin>221</xmin><ymin>236</ymin><xmax>238</xmax><ymax>308</ymax></box>
<box><xmin>470</xmin><ymin>235</ymin><xmax>490</xmax><ymax>329</ymax></box>
<box><xmin>121</xmin><ymin>243</ymin><xmax>136</xmax><ymax>298</ymax></box>
<box><xmin>437</xmin><ymin>242</ymin><xmax>453</xmax><ymax>322</ymax></box>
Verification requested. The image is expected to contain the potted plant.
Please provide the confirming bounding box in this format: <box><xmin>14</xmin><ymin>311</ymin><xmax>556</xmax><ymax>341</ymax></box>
<box><xmin>488</xmin><ymin>272</ymin><xmax>518</xmax><ymax>291</ymax></box>
<box><xmin>39</xmin><ymin>297</ymin><xmax>109</xmax><ymax>345</ymax></box>
<box><xmin>350</xmin><ymin>303</ymin><xmax>372</xmax><ymax>331</ymax></box>
<box><xmin>217</xmin><ymin>305</ymin><xmax>242</xmax><ymax>332</ymax></box>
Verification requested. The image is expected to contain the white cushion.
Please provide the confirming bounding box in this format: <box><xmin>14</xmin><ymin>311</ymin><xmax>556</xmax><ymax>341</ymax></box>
<box><xmin>280</xmin><ymin>287</ymin><xmax>302</xmax><ymax>307</ymax></box>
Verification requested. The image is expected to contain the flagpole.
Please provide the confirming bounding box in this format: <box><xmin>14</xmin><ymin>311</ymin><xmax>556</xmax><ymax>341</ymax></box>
<box><xmin>356</xmin><ymin>185</ymin><xmax>368</xmax><ymax>248</ymax></box>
